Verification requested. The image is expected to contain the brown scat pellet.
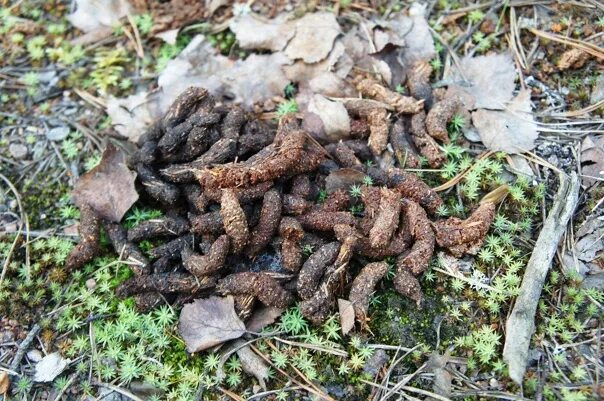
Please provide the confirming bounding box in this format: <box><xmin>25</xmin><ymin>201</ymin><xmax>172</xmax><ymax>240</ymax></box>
<box><xmin>396</xmin><ymin>200</ymin><xmax>434</xmax><ymax>276</ymax></box>
<box><xmin>134</xmin><ymin>292</ymin><xmax>164</xmax><ymax>312</ymax></box>
<box><xmin>393</xmin><ymin>268</ymin><xmax>422</xmax><ymax>305</ymax></box>
<box><xmin>367</xmin><ymin>108</ymin><xmax>390</xmax><ymax>156</ymax></box>
<box><xmin>64</xmin><ymin>204</ymin><xmax>101</xmax><ymax>271</ymax></box>
<box><xmin>160</xmin><ymin>138</ymin><xmax>238</xmax><ymax>183</ymax></box>
<box><xmin>365</xmin><ymin>166</ymin><xmax>389</xmax><ymax>187</ymax></box>
<box><xmin>188</xmin><ymin>111</ymin><xmax>221</xmax><ymax>127</ymax></box>
<box><xmin>297</xmin><ymin>211</ymin><xmax>356</xmax><ymax>232</ymax></box>
<box><xmin>274</xmin><ymin>113</ymin><xmax>301</xmax><ymax>146</ymax></box>
<box><xmin>149</xmin><ymin>235</ymin><xmax>193</xmax><ymax>260</ymax></box>
<box><xmin>410</xmin><ymin>112</ymin><xmax>446</xmax><ymax>168</ymax></box>
<box><xmin>220</xmin><ymin>189</ymin><xmax>249</xmax><ymax>254</ymax></box>
<box><xmin>315</xmin><ymin>189</ymin><xmax>351</xmax><ymax>213</ymax></box>
<box><xmin>190</xmin><ymin>210</ymin><xmax>224</xmax><ymax>235</ymax></box>
<box><xmin>221</xmin><ymin>106</ymin><xmax>246</xmax><ymax>140</ymax></box>
<box><xmin>369</xmin><ymin>188</ymin><xmax>401</xmax><ymax>249</ymax></box>
<box><xmin>389</xmin><ymin>119</ymin><xmax>421</xmax><ymax>168</ymax></box>
<box><xmin>297</xmin><ymin>242</ymin><xmax>340</xmax><ymax>300</ymax></box>
<box><xmin>425</xmin><ymin>97</ymin><xmax>463</xmax><ymax>144</ymax></box>
<box><xmin>103</xmin><ymin>221</ymin><xmax>150</xmax><ymax>276</ymax></box>
<box><xmin>333</xmin><ymin>223</ymin><xmax>409</xmax><ymax>260</ymax></box>
<box><xmin>182</xmin><ymin>235</ymin><xmax>230</xmax><ymax>277</ymax></box>
<box><xmin>137</xmin><ymin>164</ymin><xmax>180</xmax><ymax>205</ymax></box>
<box><xmin>387</xmin><ymin>168</ymin><xmax>443</xmax><ymax>215</ymax></box>
<box><xmin>279</xmin><ymin>218</ymin><xmax>304</xmax><ymax>272</ymax></box>
<box><xmin>237</xmin><ymin>120</ymin><xmax>275</xmax><ymax>157</ymax></box>
<box><xmin>162</xmin><ymin>86</ymin><xmax>211</xmax><ymax>130</ymax></box>
<box><xmin>182</xmin><ymin>184</ymin><xmax>208</xmax><ymax>214</ymax></box>
<box><xmin>127</xmin><ymin>215</ymin><xmax>189</xmax><ymax>242</ymax></box>
<box><xmin>246</xmin><ymin>188</ymin><xmax>282</xmax><ymax>257</ymax></box>
<box><xmin>117</xmin><ymin>272</ymin><xmax>216</xmax><ymax>298</ymax></box>
<box><xmin>161</xmin><ymin>126</ymin><xmax>213</xmax><ymax>163</ymax></box>
<box><xmin>217</xmin><ymin>272</ymin><xmax>294</xmax><ymax>309</ymax></box>
<box><xmin>342</xmin><ymin>139</ymin><xmax>373</xmax><ymax>161</ymax></box>
<box><xmin>158</xmin><ymin>120</ymin><xmax>191</xmax><ymax>156</ymax></box>
<box><xmin>152</xmin><ymin>256</ymin><xmax>174</xmax><ymax>274</ymax></box>
<box><xmin>433</xmin><ymin>202</ymin><xmax>495</xmax><ymax>249</ymax></box>
<box><xmin>327</xmin><ymin>142</ymin><xmax>363</xmax><ymax>168</ymax></box>
<box><xmin>355</xmin><ymin>76</ymin><xmax>423</xmax><ymax>114</ymax></box>
<box><xmin>282</xmin><ymin>194</ymin><xmax>312</xmax><ymax>215</ymax></box>
<box><xmin>287</xmin><ymin>146</ymin><xmax>326</xmax><ymax>177</ymax></box>
<box><xmin>407</xmin><ymin>61</ymin><xmax>434</xmax><ymax>109</ymax></box>
<box><xmin>130</xmin><ymin>140</ymin><xmax>158</xmax><ymax>166</ymax></box>
<box><xmin>350</xmin><ymin>119</ymin><xmax>370</xmax><ymax>138</ymax></box>
<box><xmin>197</xmin><ymin>131</ymin><xmax>307</xmax><ymax>188</ymax></box>
<box><xmin>300</xmin><ymin>290</ymin><xmax>331</xmax><ymax>325</ymax></box>
<box><xmin>290</xmin><ymin>175</ymin><xmax>312</xmax><ymax>199</ymax></box>
<box><xmin>359</xmin><ymin>186</ymin><xmax>382</xmax><ymax>235</ymax></box>
<box><xmin>204</xmin><ymin>181</ymin><xmax>273</xmax><ymax>204</ymax></box>
<box><xmin>349</xmin><ymin>261</ymin><xmax>389</xmax><ymax>323</ymax></box>
<box><xmin>137</xmin><ymin>121</ymin><xmax>163</xmax><ymax>144</ymax></box>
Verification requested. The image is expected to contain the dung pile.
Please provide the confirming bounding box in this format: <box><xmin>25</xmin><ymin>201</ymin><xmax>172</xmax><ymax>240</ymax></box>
<box><xmin>66</xmin><ymin>82</ymin><xmax>496</xmax><ymax>327</ymax></box>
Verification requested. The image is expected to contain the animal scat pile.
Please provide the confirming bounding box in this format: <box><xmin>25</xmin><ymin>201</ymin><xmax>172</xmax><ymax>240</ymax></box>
<box><xmin>66</xmin><ymin>83</ymin><xmax>496</xmax><ymax>327</ymax></box>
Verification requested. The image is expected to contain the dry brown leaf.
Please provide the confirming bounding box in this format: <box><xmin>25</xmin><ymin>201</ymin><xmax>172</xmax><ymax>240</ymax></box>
<box><xmin>230</xmin><ymin>13</ymin><xmax>294</xmax><ymax>52</ymax></box>
<box><xmin>284</xmin><ymin>12</ymin><xmax>341</xmax><ymax>63</ymax></box>
<box><xmin>581</xmin><ymin>135</ymin><xmax>604</xmax><ymax>186</ymax></box>
<box><xmin>72</xmin><ymin>144</ymin><xmax>138</xmax><ymax>222</ymax></box>
<box><xmin>178</xmin><ymin>296</ymin><xmax>246</xmax><ymax>353</ymax></box>
<box><xmin>471</xmin><ymin>90</ymin><xmax>538</xmax><ymax>154</ymax></box>
<box><xmin>307</xmin><ymin>95</ymin><xmax>351</xmax><ymax>142</ymax></box>
<box><xmin>338</xmin><ymin>298</ymin><xmax>355</xmax><ymax>335</ymax></box>
<box><xmin>0</xmin><ymin>372</ymin><xmax>9</xmax><ymax>395</ymax></box>
<box><xmin>245</xmin><ymin>306</ymin><xmax>284</xmax><ymax>333</ymax></box>
<box><xmin>557</xmin><ymin>48</ymin><xmax>591</xmax><ymax>70</ymax></box>
<box><xmin>67</xmin><ymin>0</ymin><xmax>131</xmax><ymax>32</ymax></box>
<box><xmin>447</xmin><ymin>53</ymin><xmax>516</xmax><ymax>110</ymax></box>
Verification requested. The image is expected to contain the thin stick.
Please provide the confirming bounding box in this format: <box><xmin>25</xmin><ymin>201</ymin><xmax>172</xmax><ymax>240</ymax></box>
<box><xmin>503</xmin><ymin>172</ymin><xmax>581</xmax><ymax>384</ymax></box>
<box><xmin>9</xmin><ymin>324</ymin><xmax>41</xmax><ymax>372</ymax></box>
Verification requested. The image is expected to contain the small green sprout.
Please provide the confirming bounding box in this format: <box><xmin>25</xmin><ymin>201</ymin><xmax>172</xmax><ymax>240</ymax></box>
<box><xmin>349</xmin><ymin>184</ymin><xmax>362</xmax><ymax>198</ymax></box>
<box><xmin>468</xmin><ymin>10</ymin><xmax>485</xmax><ymax>24</ymax></box>
<box><xmin>302</xmin><ymin>244</ymin><xmax>314</xmax><ymax>256</ymax></box>
<box><xmin>276</xmin><ymin>99</ymin><xmax>298</xmax><ymax>116</ymax></box>
<box><xmin>362</xmin><ymin>175</ymin><xmax>374</xmax><ymax>186</ymax></box>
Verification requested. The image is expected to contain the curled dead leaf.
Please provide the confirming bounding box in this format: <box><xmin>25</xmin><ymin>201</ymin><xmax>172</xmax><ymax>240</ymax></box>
<box><xmin>178</xmin><ymin>296</ymin><xmax>246</xmax><ymax>353</ymax></box>
<box><xmin>72</xmin><ymin>144</ymin><xmax>139</xmax><ymax>222</ymax></box>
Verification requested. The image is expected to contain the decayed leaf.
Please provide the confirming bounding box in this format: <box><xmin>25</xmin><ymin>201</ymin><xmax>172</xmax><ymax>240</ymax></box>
<box><xmin>471</xmin><ymin>90</ymin><xmax>538</xmax><ymax>154</ymax></box>
<box><xmin>390</xmin><ymin>3</ymin><xmax>436</xmax><ymax>66</ymax></box>
<box><xmin>106</xmin><ymin>92</ymin><xmax>163</xmax><ymax>143</ymax></box>
<box><xmin>230</xmin><ymin>13</ymin><xmax>294</xmax><ymax>52</ymax></box>
<box><xmin>284</xmin><ymin>12</ymin><xmax>341</xmax><ymax>63</ymax></box>
<box><xmin>338</xmin><ymin>298</ymin><xmax>355</xmax><ymax>335</ymax></box>
<box><xmin>0</xmin><ymin>372</ymin><xmax>9</xmax><ymax>395</ymax></box>
<box><xmin>447</xmin><ymin>53</ymin><xmax>516</xmax><ymax>110</ymax></box>
<box><xmin>33</xmin><ymin>352</ymin><xmax>69</xmax><ymax>382</ymax></box>
<box><xmin>72</xmin><ymin>144</ymin><xmax>138</xmax><ymax>222</ymax></box>
<box><xmin>235</xmin><ymin>340</ymin><xmax>270</xmax><ymax>390</ymax></box>
<box><xmin>325</xmin><ymin>168</ymin><xmax>366</xmax><ymax>193</ymax></box>
<box><xmin>245</xmin><ymin>305</ymin><xmax>284</xmax><ymax>332</ymax></box>
<box><xmin>307</xmin><ymin>95</ymin><xmax>351</xmax><ymax>142</ymax></box>
<box><xmin>178</xmin><ymin>296</ymin><xmax>246</xmax><ymax>353</ymax></box>
<box><xmin>581</xmin><ymin>135</ymin><xmax>604</xmax><ymax>186</ymax></box>
<box><xmin>67</xmin><ymin>0</ymin><xmax>131</xmax><ymax>33</ymax></box>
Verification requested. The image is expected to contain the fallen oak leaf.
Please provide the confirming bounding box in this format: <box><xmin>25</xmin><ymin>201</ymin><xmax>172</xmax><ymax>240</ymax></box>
<box><xmin>72</xmin><ymin>143</ymin><xmax>138</xmax><ymax>222</ymax></box>
<box><xmin>178</xmin><ymin>296</ymin><xmax>246</xmax><ymax>353</ymax></box>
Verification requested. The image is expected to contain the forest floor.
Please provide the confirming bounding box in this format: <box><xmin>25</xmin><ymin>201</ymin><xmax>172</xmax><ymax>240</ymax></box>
<box><xmin>0</xmin><ymin>1</ymin><xmax>603</xmax><ymax>400</ymax></box>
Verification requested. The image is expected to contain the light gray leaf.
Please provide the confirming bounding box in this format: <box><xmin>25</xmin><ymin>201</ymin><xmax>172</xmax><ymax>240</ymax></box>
<box><xmin>67</xmin><ymin>0</ymin><xmax>131</xmax><ymax>33</ymax></box>
<box><xmin>235</xmin><ymin>341</ymin><xmax>270</xmax><ymax>390</ymax></box>
<box><xmin>34</xmin><ymin>352</ymin><xmax>69</xmax><ymax>382</ymax></box>
<box><xmin>285</xmin><ymin>12</ymin><xmax>340</xmax><ymax>63</ymax></box>
<box><xmin>178</xmin><ymin>296</ymin><xmax>246</xmax><ymax>353</ymax></box>
<box><xmin>106</xmin><ymin>92</ymin><xmax>163</xmax><ymax>143</ymax></box>
<box><xmin>230</xmin><ymin>13</ymin><xmax>294</xmax><ymax>52</ymax></box>
<box><xmin>447</xmin><ymin>53</ymin><xmax>516</xmax><ymax>110</ymax></box>
<box><xmin>307</xmin><ymin>95</ymin><xmax>350</xmax><ymax>142</ymax></box>
<box><xmin>472</xmin><ymin>90</ymin><xmax>538</xmax><ymax>154</ymax></box>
